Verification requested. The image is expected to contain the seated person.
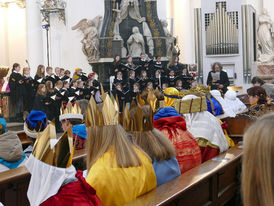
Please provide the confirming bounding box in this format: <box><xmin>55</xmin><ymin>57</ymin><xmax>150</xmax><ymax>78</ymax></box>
<box><xmin>59</xmin><ymin>101</ymin><xmax>85</xmax><ymax>149</ymax></box>
<box><xmin>24</xmin><ymin>110</ymin><xmax>48</xmax><ymax>157</ymax></box>
<box><xmin>127</xmin><ymin>105</ymin><xmax>181</xmax><ymax>186</ymax></box>
<box><xmin>210</xmin><ymin>90</ymin><xmax>236</xmax><ymax>117</ymax></box>
<box><xmin>25</xmin><ymin>124</ymin><xmax>101</xmax><ymax>206</ymax></box>
<box><xmin>0</xmin><ymin>127</ymin><xmax>27</xmax><ymax>172</ymax></box>
<box><xmin>242</xmin><ymin>113</ymin><xmax>274</xmax><ymax>206</ymax></box>
<box><xmin>85</xmin><ymin>96</ymin><xmax>157</xmax><ymax>206</ymax></box>
<box><xmin>153</xmin><ymin>88</ymin><xmax>202</xmax><ymax>173</ymax></box>
<box><xmin>247</xmin><ymin>86</ymin><xmax>267</xmax><ymax>115</ymax></box>
<box><xmin>181</xmin><ymin>95</ymin><xmax>229</xmax><ymax>162</ymax></box>
<box><xmin>224</xmin><ymin>90</ymin><xmax>247</xmax><ymax>114</ymax></box>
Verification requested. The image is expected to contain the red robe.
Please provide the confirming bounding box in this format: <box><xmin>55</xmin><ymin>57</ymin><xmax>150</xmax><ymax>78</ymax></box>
<box><xmin>40</xmin><ymin>171</ymin><xmax>102</xmax><ymax>206</ymax></box>
<box><xmin>154</xmin><ymin>116</ymin><xmax>202</xmax><ymax>173</ymax></box>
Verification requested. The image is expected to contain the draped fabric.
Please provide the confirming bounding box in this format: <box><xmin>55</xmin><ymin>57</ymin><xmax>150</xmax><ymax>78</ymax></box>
<box><xmin>40</xmin><ymin>171</ymin><xmax>102</xmax><ymax>206</ymax></box>
<box><xmin>207</xmin><ymin>98</ymin><xmax>224</xmax><ymax>116</ymax></box>
<box><xmin>196</xmin><ymin>138</ymin><xmax>220</xmax><ymax>162</ymax></box>
<box><xmin>85</xmin><ymin>147</ymin><xmax>157</xmax><ymax>206</ymax></box>
<box><xmin>152</xmin><ymin>157</ymin><xmax>181</xmax><ymax>186</ymax></box>
<box><xmin>153</xmin><ymin>116</ymin><xmax>202</xmax><ymax>173</ymax></box>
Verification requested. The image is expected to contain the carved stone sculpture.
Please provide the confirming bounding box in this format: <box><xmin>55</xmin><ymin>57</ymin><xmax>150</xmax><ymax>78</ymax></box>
<box><xmin>113</xmin><ymin>0</ymin><xmax>146</xmax><ymax>40</ymax></box>
<box><xmin>127</xmin><ymin>27</ymin><xmax>145</xmax><ymax>57</ymax></box>
<box><xmin>161</xmin><ymin>20</ymin><xmax>176</xmax><ymax>59</ymax></box>
<box><xmin>258</xmin><ymin>9</ymin><xmax>274</xmax><ymax>64</ymax></box>
<box><xmin>72</xmin><ymin>16</ymin><xmax>102</xmax><ymax>62</ymax></box>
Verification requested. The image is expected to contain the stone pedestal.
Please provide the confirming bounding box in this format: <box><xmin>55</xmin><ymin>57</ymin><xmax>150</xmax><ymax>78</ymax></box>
<box><xmin>257</xmin><ymin>64</ymin><xmax>274</xmax><ymax>82</ymax></box>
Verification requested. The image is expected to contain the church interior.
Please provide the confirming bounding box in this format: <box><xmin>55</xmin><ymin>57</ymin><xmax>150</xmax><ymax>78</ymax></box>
<box><xmin>0</xmin><ymin>0</ymin><xmax>273</xmax><ymax>206</ymax></box>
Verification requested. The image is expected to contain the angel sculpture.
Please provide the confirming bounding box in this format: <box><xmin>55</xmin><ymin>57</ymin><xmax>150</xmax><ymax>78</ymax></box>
<box><xmin>72</xmin><ymin>16</ymin><xmax>102</xmax><ymax>62</ymax></box>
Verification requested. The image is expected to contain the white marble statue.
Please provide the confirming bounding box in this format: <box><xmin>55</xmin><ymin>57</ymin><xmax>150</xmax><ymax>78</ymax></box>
<box><xmin>161</xmin><ymin>20</ymin><xmax>176</xmax><ymax>59</ymax></box>
<box><xmin>113</xmin><ymin>0</ymin><xmax>146</xmax><ymax>40</ymax></box>
<box><xmin>72</xmin><ymin>16</ymin><xmax>102</xmax><ymax>62</ymax></box>
<box><xmin>258</xmin><ymin>9</ymin><xmax>274</xmax><ymax>64</ymax></box>
<box><xmin>127</xmin><ymin>27</ymin><xmax>145</xmax><ymax>57</ymax></box>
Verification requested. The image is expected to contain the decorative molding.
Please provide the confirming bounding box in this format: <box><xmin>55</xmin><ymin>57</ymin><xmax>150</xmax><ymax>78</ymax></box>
<box><xmin>0</xmin><ymin>0</ymin><xmax>26</xmax><ymax>8</ymax></box>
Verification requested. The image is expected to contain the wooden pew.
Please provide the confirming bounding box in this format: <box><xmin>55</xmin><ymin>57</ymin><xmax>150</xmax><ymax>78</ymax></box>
<box><xmin>17</xmin><ymin>130</ymin><xmax>33</xmax><ymax>150</ymax></box>
<box><xmin>125</xmin><ymin>145</ymin><xmax>243</xmax><ymax>206</ymax></box>
<box><xmin>0</xmin><ymin>149</ymin><xmax>87</xmax><ymax>206</ymax></box>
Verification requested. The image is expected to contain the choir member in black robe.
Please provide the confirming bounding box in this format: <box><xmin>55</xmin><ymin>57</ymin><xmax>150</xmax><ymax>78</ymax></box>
<box><xmin>169</xmin><ymin>56</ymin><xmax>186</xmax><ymax>76</ymax></box>
<box><xmin>138</xmin><ymin>70</ymin><xmax>150</xmax><ymax>91</ymax></box>
<box><xmin>179</xmin><ymin>68</ymin><xmax>193</xmax><ymax>90</ymax></box>
<box><xmin>175</xmin><ymin>79</ymin><xmax>184</xmax><ymax>92</ymax></box>
<box><xmin>33</xmin><ymin>84</ymin><xmax>49</xmax><ymax>115</ymax></box>
<box><xmin>138</xmin><ymin>53</ymin><xmax>153</xmax><ymax>78</ymax></box>
<box><xmin>54</xmin><ymin>67</ymin><xmax>61</xmax><ymax>81</ymax></box>
<box><xmin>206</xmin><ymin>62</ymin><xmax>230</xmax><ymax>94</ymax></box>
<box><xmin>129</xmin><ymin>82</ymin><xmax>141</xmax><ymax>104</ymax></box>
<box><xmin>59</xmin><ymin>68</ymin><xmax>65</xmax><ymax>80</ymax></box>
<box><xmin>53</xmin><ymin>80</ymin><xmax>63</xmax><ymax>132</ymax></box>
<box><xmin>23</xmin><ymin>67</ymin><xmax>35</xmax><ymax>112</ymax></box>
<box><xmin>112</xmin><ymin>83</ymin><xmax>129</xmax><ymax>111</ymax></box>
<box><xmin>167</xmin><ymin>69</ymin><xmax>178</xmax><ymax>87</ymax></box>
<box><xmin>154</xmin><ymin>56</ymin><xmax>167</xmax><ymax>76</ymax></box>
<box><xmin>128</xmin><ymin>70</ymin><xmax>137</xmax><ymax>91</ymax></box>
<box><xmin>45</xmin><ymin>67</ymin><xmax>57</xmax><ymax>86</ymax></box>
<box><xmin>9</xmin><ymin>63</ymin><xmax>24</xmax><ymax>121</ymax></box>
<box><xmin>76</xmin><ymin>80</ymin><xmax>85</xmax><ymax>100</ymax></box>
<box><xmin>153</xmin><ymin>70</ymin><xmax>161</xmax><ymax>89</ymax></box>
<box><xmin>84</xmin><ymin>79</ymin><xmax>97</xmax><ymax>100</ymax></box>
<box><xmin>113</xmin><ymin>71</ymin><xmax>127</xmax><ymax>89</ymax></box>
<box><xmin>60</xmin><ymin>80</ymin><xmax>70</xmax><ymax>104</ymax></box>
<box><xmin>122</xmin><ymin>56</ymin><xmax>135</xmax><ymax>79</ymax></box>
<box><xmin>34</xmin><ymin>65</ymin><xmax>45</xmax><ymax>90</ymax></box>
<box><xmin>62</xmin><ymin>70</ymin><xmax>72</xmax><ymax>82</ymax></box>
<box><xmin>110</xmin><ymin>55</ymin><xmax>122</xmax><ymax>77</ymax></box>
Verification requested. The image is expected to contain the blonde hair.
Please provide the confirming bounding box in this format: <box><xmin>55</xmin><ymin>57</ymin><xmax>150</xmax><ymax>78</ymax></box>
<box><xmin>36</xmin><ymin>65</ymin><xmax>45</xmax><ymax>78</ymax></box>
<box><xmin>242</xmin><ymin>113</ymin><xmax>274</xmax><ymax>206</ymax></box>
<box><xmin>86</xmin><ymin>125</ymin><xmax>142</xmax><ymax>171</ymax></box>
<box><xmin>37</xmin><ymin>84</ymin><xmax>46</xmax><ymax>95</ymax></box>
<box><xmin>45</xmin><ymin>81</ymin><xmax>54</xmax><ymax>93</ymax></box>
<box><xmin>23</xmin><ymin>67</ymin><xmax>30</xmax><ymax>75</ymax></box>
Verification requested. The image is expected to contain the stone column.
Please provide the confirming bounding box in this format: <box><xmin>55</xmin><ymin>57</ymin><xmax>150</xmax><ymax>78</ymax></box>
<box><xmin>26</xmin><ymin>0</ymin><xmax>44</xmax><ymax>76</ymax></box>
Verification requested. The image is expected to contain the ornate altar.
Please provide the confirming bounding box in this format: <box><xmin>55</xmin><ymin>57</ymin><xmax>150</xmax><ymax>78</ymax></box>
<box><xmin>0</xmin><ymin>67</ymin><xmax>9</xmax><ymax>117</ymax></box>
<box><xmin>72</xmin><ymin>0</ymin><xmax>178</xmax><ymax>88</ymax></box>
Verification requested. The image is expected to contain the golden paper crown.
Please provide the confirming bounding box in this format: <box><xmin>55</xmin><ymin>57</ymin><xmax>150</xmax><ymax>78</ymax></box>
<box><xmin>59</xmin><ymin>101</ymin><xmax>83</xmax><ymax>121</ymax></box>
<box><xmin>32</xmin><ymin>122</ymin><xmax>75</xmax><ymax>168</ymax></box>
<box><xmin>174</xmin><ymin>96</ymin><xmax>208</xmax><ymax>114</ymax></box>
<box><xmin>85</xmin><ymin>94</ymin><xmax>119</xmax><ymax>127</ymax></box>
<box><xmin>123</xmin><ymin>104</ymin><xmax>153</xmax><ymax>132</ymax></box>
<box><xmin>179</xmin><ymin>85</ymin><xmax>211</xmax><ymax>98</ymax></box>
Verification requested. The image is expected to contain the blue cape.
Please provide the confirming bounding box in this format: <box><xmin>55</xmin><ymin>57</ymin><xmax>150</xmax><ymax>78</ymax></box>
<box><xmin>154</xmin><ymin>107</ymin><xmax>182</xmax><ymax>121</ymax></box>
<box><xmin>207</xmin><ymin>98</ymin><xmax>224</xmax><ymax>116</ymax></box>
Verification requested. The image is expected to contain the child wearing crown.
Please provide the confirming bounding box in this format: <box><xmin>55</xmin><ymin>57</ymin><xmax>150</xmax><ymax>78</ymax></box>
<box><xmin>85</xmin><ymin>95</ymin><xmax>156</xmax><ymax>205</ymax></box>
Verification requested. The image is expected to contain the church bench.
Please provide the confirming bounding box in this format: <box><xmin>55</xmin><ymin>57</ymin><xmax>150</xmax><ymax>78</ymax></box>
<box><xmin>17</xmin><ymin>130</ymin><xmax>33</xmax><ymax>150</ymax></box>
<box><xmin>125</xmin><ymin>145</ymin><xmax>243</xmax><ymax>206</ymax></box>
<box><xmin>0</xmin><ymin>149</ymin><xmax>87</xmax><ymax>206</ymax></box>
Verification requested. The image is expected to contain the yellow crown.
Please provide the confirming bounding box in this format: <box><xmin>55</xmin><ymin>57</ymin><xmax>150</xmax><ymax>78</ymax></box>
<box><xmin>85</xmin><ymin>94</ymin><xmax>119</xmax><ymax>127</ymax></box>
<box><xmin>32</xmin><ymin>122</ymin><xmax>75</xmax><ymax>168</ymax></box>
<box><xmin>179</xmin><ymin>84</ymin><xmax>211</xmax><ymax>98</ymax></box>
<box><xmin>59</xmin><ymin>101</ymin><xmax>83</xmax><ymax>121</ymax></box>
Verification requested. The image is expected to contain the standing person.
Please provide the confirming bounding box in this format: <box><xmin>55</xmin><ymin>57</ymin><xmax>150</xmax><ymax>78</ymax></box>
<box><xmin>179</xmin><ymin>67</ymin><xmax>193</xmax><ymax>90</ymax></box>
<box><xmin>242</xmin><ymin>113</ymin><xmax>274</xmax><ymax>206</ymax></box>
<box><xmin>169</xmin><ymin>56</ymin><xmax>184</xmax><ymax>76</ymax></box>
<box><xmin>9</xmin><ymin>63</ymin><xmax>24</xmax><ymax>121</ymax></box>
<box><xmin>54</xmin><ymin>67</ymin><xmax>61</xmax><ymax>81</ymax></box>
<box><xmin>32</xmin><ymin>84</ymin><xmax>49</xmax><ymax>115</ymax></box>
<box><xmin>62</xmin><ymin>70</ymin><xmax>71</xmax><ymax>82</ymax></box>
<box><xmin>207</xmin><ymin>62</ymin><xmax>230</xmax><ymax>94</ymax></box>
<box><xmin>23</xmin><ymin>67</ymin><xmax>35</xmax><ymax>112</ymax></box>
<box><xmin>110</xmin><ymin>55</ymin><xmax>122</xmax><ymax>77</ymax></box>
<box><xmin>45</xmin><ymin>67</ymin><xmax>56</xmax><ymax>86</ymax></box>
<box><xmin>34</xmin><ymin>65</ymin><xmax>45</xmax><ymax>87</ymax></box>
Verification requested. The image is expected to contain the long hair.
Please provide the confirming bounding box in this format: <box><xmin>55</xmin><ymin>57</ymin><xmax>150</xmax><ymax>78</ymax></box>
<box><xmin>37</xmin><ymin>84</ymin><xmax>46</xmax><ymax>95</ymax></box>
<box><xmin>45</xmin><ymin>81</ymin><xmax>54</xmax><ymax>93</ymax></box>
<box><xmin>130</xmin><ymin>105</ymin><xmax>176</xmax><ymax>161</ymax></box>
<box><xmin>242</xmin><ymin>113</ymin><xmax>274</xmax><ymax>206</ymax></box>
<box><xmin>36</xmin><ymin>65</ymin><xmax>45</xmax><ymax>78</ymax></box>
<box><xmin>86</xmin><ymin>125</ymin><xmax>142</xmax><ymax>171</ymax></box>
<box><xmin>211</xmin><ymin>62</ymin><xmax>223</xmax><ymax>72</ymax></box>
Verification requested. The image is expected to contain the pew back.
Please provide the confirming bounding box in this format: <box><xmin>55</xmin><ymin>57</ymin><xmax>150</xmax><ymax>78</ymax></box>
<box><xmin>125</xmin><ymin>146</ymin><xmax>243</xmax><ymax>206</ymax></box>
